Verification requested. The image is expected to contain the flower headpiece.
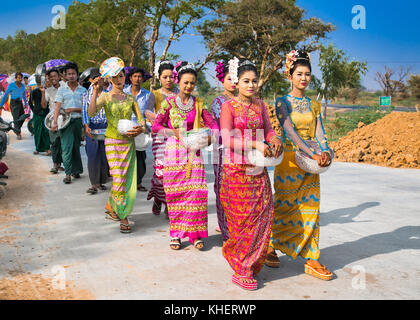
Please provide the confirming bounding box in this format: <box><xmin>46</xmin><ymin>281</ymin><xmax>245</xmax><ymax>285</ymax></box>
<box><xmin>228</xmin><ymin>57</ymin><xmax>256</xmax><ymax>84</ymax></box>
<box><xmin>228</xmin><ymin>57</ymin><xmax>240</xmax><ymax>84</ymax></box>
<box><xmin>215</xmin><ymin>61</ymin><xmax>225</xmax><ymax>83</ymax></box>
<box><xmin>284</xmin><ymin>50</ymin><xmax>311</xmax><ymax>80</ymax></box>
<box><xmin>154</xmin><ymin>60</ymin><xmax>171</xmax><ymax>79</ymax></box>
<box><xmin>173</xmin><ymin>61</ymin><xmax>195</xmax><ymax>84</ymax></box>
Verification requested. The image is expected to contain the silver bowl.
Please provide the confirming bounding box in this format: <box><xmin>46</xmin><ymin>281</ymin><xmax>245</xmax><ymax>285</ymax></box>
<box><xmin>135</xmin><ymin>133</ymin><xmax>152</xmax><ymax>151</ymax></box>
<box><xmin>247</xmin><ymin>149</ymin><xmax>284</xmax><ymax>167</ymax></box>
<box><xmin>44</xmin><ymin>109</ymin><xmax>71</xmax><ymax>131</ymax></box>
<box><xmin>295</xmin><ymin>140</ymin><xmax>334</xmax><ymax>174</ymax></box>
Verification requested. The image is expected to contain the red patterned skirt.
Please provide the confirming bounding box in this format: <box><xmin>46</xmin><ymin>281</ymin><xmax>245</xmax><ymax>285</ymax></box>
<box><xmin>220</xmin><ymin>164</ymin><xmax>273</xmax><ymax>278</ymax></box>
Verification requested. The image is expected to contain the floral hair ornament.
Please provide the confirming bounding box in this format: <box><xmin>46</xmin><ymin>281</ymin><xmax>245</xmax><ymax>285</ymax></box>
<box><xmin>284</xmin><ymin>50</ymin><xmax>311</xmax><ymax>80</ymax></box>
<box><xmin>154</xmin><ymin>60</ymin><xmax>171</xmax><ymax>79</ymax></box>
<box><xmin>215</xmin><ymin>61</ymin><xmax>225</xmax><ymax>83</ymax></box>
<box><xmin>173</xmin><ymin>62</ymin><xmax>196</xmax><ymax>84</ymax></box>
<box><xmin>100</xmin><ymin>57</ymin><xmax>125</xmax><ymax>79</ymax></box>
<box><xmin>228</xmin><ymin>57</ymin><xmax>240</xmax><ymax>84</ymax></box>
<box><xmin>172</xmin><ymin>61</ymin><xmax>184</xmax><ymax>84</ymax></box>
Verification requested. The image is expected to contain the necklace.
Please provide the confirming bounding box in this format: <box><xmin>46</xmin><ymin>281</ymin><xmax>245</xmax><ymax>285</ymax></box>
<box><xmin>175</xmin><ymin>95</ymin><xmax>194</xmax><ymax>113</ymax></box>
<box><xmin>289</xmin><ymin>95</ymin><xmax>309</xmax><ymax>113</ymax></box>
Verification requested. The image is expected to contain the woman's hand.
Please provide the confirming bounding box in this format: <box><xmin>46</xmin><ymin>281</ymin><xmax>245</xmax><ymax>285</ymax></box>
<box><xmin>312</xmin><ymin>152</ymin><xmax>331</xmax><ymax>167</ymax></box>
<box><xmin>126</xmin><ymin>125</ymin><xmax>144</xmax><ymax>138</ymax></box>
<box><xmin>269</xmin><ymin>137</ymin><xmax>283</xmax><ymax>158</ymax></box>
<box><xmin>255</xmin><ymin>141</ymin><xmax>273</xmax><ymax>158</ymax></box>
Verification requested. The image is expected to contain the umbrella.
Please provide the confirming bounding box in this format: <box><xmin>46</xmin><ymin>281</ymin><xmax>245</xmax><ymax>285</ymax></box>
<box><xmin>79</xmin><ymin>67</ymin><xmax>98</xmax><ymax>82</ymax></box>
<box><xmin>124</xmin><ymin>66</ymin><xmax>152</xmax><ymax>85</ymax></box>
<box><xmin>44</xmin><ymin>59</ymin><xmax>69</xmax><ymax>72</ymax></box>
<box><xmin>6</xmin><ymin>72</ymin><xmax>31</xmax><ymax>84</ymax></box>
<box><xmin>28</xmin><ymin>74</ymin><xmax>37</xmax><ymax>86</ymax></box>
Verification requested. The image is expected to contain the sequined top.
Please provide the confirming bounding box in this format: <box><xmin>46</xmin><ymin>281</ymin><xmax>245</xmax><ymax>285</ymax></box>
<box><xmin>92</xmin><ymin>92</ymin><xmax>144</xmax><ymax>140</ymax></box>
<box><xmin>275</xmin><ymin>94</ymin><xmax>329</xmax><ymax>156</ymax></box>
<box><xmin>220</xmin><ymin>98</ymin><xmax>276</xmax><ymax>164</ymax></box>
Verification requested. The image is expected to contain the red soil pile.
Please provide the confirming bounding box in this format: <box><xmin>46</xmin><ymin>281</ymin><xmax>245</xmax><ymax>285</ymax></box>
<box><xmin>330</xmin><ymin>112</ymin><xmax>420</xmax><ymax>169</ymax></box>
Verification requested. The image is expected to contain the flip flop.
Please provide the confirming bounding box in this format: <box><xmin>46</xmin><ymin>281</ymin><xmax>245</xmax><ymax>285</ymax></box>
<box><xmin>193</xmin><ymin>239</ymin><xmax>204</xmax><ymax>251</ymax></box>
<box><xmin>120</xmin><ymin>222</ymin><xmax>132</xmax><ymax>233</ymax></box>
<box><xmin>137</xmin><ymin>185</ymin><xmax>147</xmax><ymax>192</ymax></box>
<box><xmin>86</xmin><ymin>187</ymin><xmax>98</xmax><ymax>194</ymax></box>
<box><xmin>170</xmin><ymin>238</ymin><xmax>181</xmax><ymax>250</ymax></box>
<box><xmin>232</xmin><ymin>274</ymin><xmax>257</xmax><ymax>291</ymax></box>
<box><xmin>105</xmin><ymin>211</ymin><xmax>120</xmax><ymax>221</ymax></box>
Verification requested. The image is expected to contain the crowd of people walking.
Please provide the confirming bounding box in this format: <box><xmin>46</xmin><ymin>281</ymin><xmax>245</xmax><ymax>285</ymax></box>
<box><xmin>0</xmin><ymin>49</ymin><xmax>334</xmax><ymax>290</ymax></box>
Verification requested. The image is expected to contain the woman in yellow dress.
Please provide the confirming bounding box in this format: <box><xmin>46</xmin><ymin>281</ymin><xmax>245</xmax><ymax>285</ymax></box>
<box><xmin>266</xmin><ymin>50</ymin><xmax>334</xmax><ymax>280</ymax></box>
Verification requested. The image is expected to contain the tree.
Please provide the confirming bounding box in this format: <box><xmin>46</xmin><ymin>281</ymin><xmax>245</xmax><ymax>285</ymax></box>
<box><xmin>260</xmin><ymin>71</ymin><xmax>290</xmax><ymax>103</ymax></box>
<box><xmin>144</xmin><ymin>0</ymin><xmax>224</xmax><ymax>89</ymax></box>
<box><xmin>316</xmin><ymin>43</ymin><xmax>367</xmax><ymax>119</ymax></box>
<box><xmin>196</xmin><ymin>69</ymin><xmax>212</xmax><ymax>96</ymax></box>
<box><xmin>198</xmin><ymin>0</ymin><xmax>334</xmax><ymax>92</ymax></box>
<box><xmin>407</xmin><ymin>74</ymin><xmax>420</xmax><ymax>101</ymax></box>
<box><xmin>374</xmin><ymin>66</ymin><xmax>411</xmax><ymax>98</ymax></box>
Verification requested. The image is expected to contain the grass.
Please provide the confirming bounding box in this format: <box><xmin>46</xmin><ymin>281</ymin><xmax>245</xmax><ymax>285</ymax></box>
<box><xmin>325</xmin><ymin>105</ymin><xmax>395</xmax><ymax>141</ymax></box>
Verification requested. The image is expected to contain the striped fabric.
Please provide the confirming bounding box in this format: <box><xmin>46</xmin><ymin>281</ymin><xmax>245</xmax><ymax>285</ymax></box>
<box><xmin>146</xmin><ymin>133</ymin><xmax>167</xmax><ymax>209</ymax></box>
<box><xmin>269</xmin><ymin>149</ymin><xmax>320</xmax><ymax>260</ymax></box>
<box><xmin>105</xmin><ymin>138</ymin><xmax>137</xmax><ymax>220</ymax></box>
<box><xmin>163</xmin><ymin>136</ymin><xmax>208</xmax><ymax>243</ymax></box>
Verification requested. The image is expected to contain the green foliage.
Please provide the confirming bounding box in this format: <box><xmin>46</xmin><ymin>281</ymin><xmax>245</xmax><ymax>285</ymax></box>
<box><xmin>326</xmin><ymin>106</ymin><xmax>394</xmax><ymax>141</ymax></box>
<box><xmin>196</xmin><ymin>70</ymin><xmax>212</xmax><ymax>96</ymax></box>
<box><xmin>198</xmin><ymin>0</ymin><xmax>334</xmax><ymax>91</ymax></box>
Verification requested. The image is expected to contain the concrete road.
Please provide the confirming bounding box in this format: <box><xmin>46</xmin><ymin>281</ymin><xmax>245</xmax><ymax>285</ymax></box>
<box><xmin>0</xmin><ymin>117</ymin><xmax>419</xmax><ymax>300</ymax></box>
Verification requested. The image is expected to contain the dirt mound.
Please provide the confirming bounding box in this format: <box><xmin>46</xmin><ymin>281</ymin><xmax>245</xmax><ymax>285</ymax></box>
<box><xmin>330</xmin><ymin>112</ymin><xmax>420</xmax><ymax>169</ymax></box>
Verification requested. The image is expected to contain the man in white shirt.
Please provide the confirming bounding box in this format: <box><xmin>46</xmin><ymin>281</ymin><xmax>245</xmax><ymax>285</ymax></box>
<box><xmin>42</xmin><ymin>69</ymin><xmax>63</xmax><ymax>174</ymax></box>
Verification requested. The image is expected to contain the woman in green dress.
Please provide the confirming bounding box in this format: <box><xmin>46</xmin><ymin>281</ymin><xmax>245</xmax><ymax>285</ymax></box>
<box><xmin>89</xmin><ymin>57</ymin><xmax>145</xmax><ymax>233</ymax></box>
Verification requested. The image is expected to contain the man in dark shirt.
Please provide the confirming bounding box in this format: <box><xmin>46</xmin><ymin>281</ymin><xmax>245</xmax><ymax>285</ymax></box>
<box><xmin>29</xmin><ymin>80</ymin><xmax>51</xmax><ymax>155</ymax></box>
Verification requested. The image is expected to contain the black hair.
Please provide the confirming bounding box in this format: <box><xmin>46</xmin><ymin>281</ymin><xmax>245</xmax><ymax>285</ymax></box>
<box><xmin>176</xmin><ymin>61</ymin><xmax>197</xmax><ymax>82</ymax></box>
<box><xmin>15</xmin><ymin>72</ymin><xmax>23</xmax><ymax>78</ymax></box>
<box><xmin>128</xmin><ymin>67</ymin><xmax>144</xmax><ymax>80</ymax></box>
<box><xmin>158</xmin><ymin>62</ymin><xmax>174</xmax><ymax>78</ymax></box>
<box><xmin>24</xmin><ymin>76</ymin><xmax>28</xmax><ymax>79</ymax></box>
<box><xmin>63</xmin><ymin>62</ymin><xmax>79</xmax><ymax>75</ymax></box>
<box><xmin>289</xmin><ymin>51</ymin><xmax>312</xmax><ymax>77</ymax></box>
<box><xmin>46</xmin><ymin>68</ymin><xmax>59</xmax><ymax>77</ymax></box>
<box><xmin>237</xmin><ymin>58</ymin><xmax>258</xmax><ymax>80</ymax></box>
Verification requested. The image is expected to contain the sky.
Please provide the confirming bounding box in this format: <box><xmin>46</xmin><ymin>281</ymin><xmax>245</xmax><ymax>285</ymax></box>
<box><xmin>0</xmin><ymin>0</ymin><xmax>419</xmax><ymax>90</ymax></box>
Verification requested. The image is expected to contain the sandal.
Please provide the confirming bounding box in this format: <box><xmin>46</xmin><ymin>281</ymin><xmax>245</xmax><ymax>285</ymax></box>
<box><xmin>50</xmin><ymin>167</ymin><xmax>58</xmax><ymax>174</ymax></box>
<box><xmin>120</xmin><ymin>222</ymin><xmax>132</xmax><ymax>233</ymax></box>
<box><xmin>72</xmin><ymin>173</ymin><xmax>81</xmax><ymax>179</ymax></box>
<box><xmin>105</xmin><ymin>210</ymin><xmax>120</xmax><ymax>221</ymax></box>
<box><xmin>99</xmin><ymin>185</ymin><xmax>107</xmax><ymax>190</ymax></box>
<box><xmin>232</xmin><ymin>274</ymin><xmax>257</xmax><ymax>291</ymax></box>
<box><xmin>152</xmin><ymin>200</ymin><xmax>162</xmax><ymax>215</ymax></box>
<box><xmin>170</xmin><ymin>238</ymin><xmax>181</xmax><ymax>250</ymax></box>
<box><xmin>63</xmin><ymin>176</ymin><xmax>71</xmax><ymax>184</ymax></box>
<box><xmin>304</xmin><ymin>263</ymin><xmax>333</xmax><ymax>281</ymax></box>
<box><xmin>86</xmin><ymin>187</ymin><xmax>98</xmax><ymax>194</ymax></box>
<box><xmin>265</xmin><ymin>250</ymin><xmax>280</xmax><ymax>268</ymax></box>
<box><xmin>193</xmin><ymin>239</ymin><xmax>204</xmax><ymax>251</ymax></box>
<box><xmin>137</xmin><ymin>185</ymin><xmax>147</xmax><ymax>192</ymax></box>
<box><xmin>33</xmin><ymin>151</ymin><xmax>39</xmax><ymax>155</ymax></box>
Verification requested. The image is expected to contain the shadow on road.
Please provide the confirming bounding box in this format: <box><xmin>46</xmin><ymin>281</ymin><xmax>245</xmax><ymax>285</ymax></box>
<box><xmin>320</xmin><ymin>201</ymin><xmax>380</xmax><ymax>226</ymax></box>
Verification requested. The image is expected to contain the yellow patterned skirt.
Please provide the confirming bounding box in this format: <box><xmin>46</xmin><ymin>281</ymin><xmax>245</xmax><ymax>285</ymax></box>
<box><xmin>270</xmin><ymin>149</ymin><xmax>321</xmax><ymax>260</ymax></box>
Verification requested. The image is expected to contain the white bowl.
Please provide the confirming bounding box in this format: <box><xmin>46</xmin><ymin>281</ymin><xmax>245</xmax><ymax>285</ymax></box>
<box><xmin>295</xmin><ymin>140</ymin><xmax>335</xmax><ymax>174</ymax></box>
<box><xmin>117</xmin><ymin>119</ymin><xmax>137</xmax><ymax>135</ymax></box>
<box><xmin>135</xmin><ymin>133</ymin><xmax>152</xmax><ymax>151</ymax></box>
<box><xmin>247</xmin><ymin>149</ymin><xmax>284</xmax><ymax>167</ymax></box>
<box><xmin>182</xmin><ymin>128</ymin><xmax>211</xmax><ymax>150</ymax></box>
<box><xmin>44</xmin><ymin>109</ymin><xmax>71</xmax><ymax>131</ymax></box>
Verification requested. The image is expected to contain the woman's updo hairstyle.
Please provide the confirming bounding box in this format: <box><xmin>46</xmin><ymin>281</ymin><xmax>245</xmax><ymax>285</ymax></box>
<box><xmin>174</xmin><ymin>61</ymin><xmax>197</xmax><ymax>83</ymax></box>
<box><xmin>158</xmin><ymin>61</ymin><xmax>174</xmax><ymax>78</ymax></box>
<box><xmin>285</xmin><ymin>50</ymin><xmax>312</xmax><ymax>80</ymax></box>
<box><xmin>237</xmin><ymin>58</ymin><xmax>258</xmax><ymax>80</ymax></box>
